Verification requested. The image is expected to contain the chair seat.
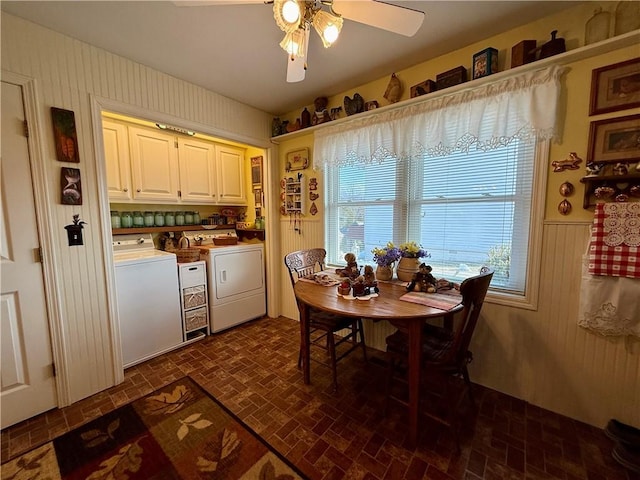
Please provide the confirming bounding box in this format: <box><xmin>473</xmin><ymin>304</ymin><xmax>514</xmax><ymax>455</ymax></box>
<box><xmin>309</xmin><ymin>308</ymin><xmax>355</xmax><ymax>331</ymax></box>
<box><xmin>386</xmin><ymin>324</ymin><xmax>455</xmax><ymax>363</ymax></box>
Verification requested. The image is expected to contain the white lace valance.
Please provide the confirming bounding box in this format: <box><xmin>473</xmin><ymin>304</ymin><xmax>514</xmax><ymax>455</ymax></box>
<box><xmin>313</xmin><ymin>65</ymin><xmax>568</xmax><ymax>168</ymax></box>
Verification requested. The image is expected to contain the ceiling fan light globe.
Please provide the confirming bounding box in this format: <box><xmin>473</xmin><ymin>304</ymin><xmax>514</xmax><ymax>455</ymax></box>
<box><xmin>280</xmin><ymin>28</ymin><xmax>306</xmax><ymax>58</ymax></box>
<box><xmin>282</xmin><ymin>0</ymin><xmax>300</xmax><ymax>23</ymax></box>
<box><xmin>312</xmin><ymin>10</ymin><xmax>342</xmax><ymax>48</ymax></box>
<box><xmin>273</xmin><ymin>0</ymin><xmax>300</xmax><ymax>33</ymax></box>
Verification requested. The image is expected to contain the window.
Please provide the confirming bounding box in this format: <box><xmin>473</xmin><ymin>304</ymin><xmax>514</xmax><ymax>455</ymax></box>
<box><xmin>325</xmin><ymin>139</ymin><xmax>544</xmax><ymax>299</ymax></box>
<box><xmin>318</xmin><ymin>66</ymin><xmax>564</xmax><ymax>306</ymax></box>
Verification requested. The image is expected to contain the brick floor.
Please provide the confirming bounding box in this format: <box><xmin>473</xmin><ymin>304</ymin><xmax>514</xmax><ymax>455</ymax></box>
<box><xmin>0</xmin><ymin>316</ymin><xmax>634</xmax><ymax>479</ymax></box>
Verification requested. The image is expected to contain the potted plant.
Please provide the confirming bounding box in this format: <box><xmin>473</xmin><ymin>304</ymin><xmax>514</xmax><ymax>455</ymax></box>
<box><xmin>396</xmin><ymin>241</ymin><xmax>430</xmax><ymax>281</ymax></box>
<box><xmin>371</xmin><ymin>242</ymin><xmax>401</xmax><ymax>281</ymax></box>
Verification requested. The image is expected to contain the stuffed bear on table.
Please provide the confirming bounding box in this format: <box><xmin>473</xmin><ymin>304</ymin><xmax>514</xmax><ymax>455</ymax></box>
<box><xmin>336</xmin><ymin>252</ymin><xmax>360</xmax><ymax>279</ymax></box>
<box><xmin>407</xmin><ymin>263</ymin><xmax>437</xmax><ymax>293</ymax></box>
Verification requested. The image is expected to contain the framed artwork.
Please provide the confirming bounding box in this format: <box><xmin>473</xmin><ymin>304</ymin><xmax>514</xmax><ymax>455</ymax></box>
<box><xmin>251</xmin><ymin>155</ymin><xmax>263</xmax><ymax>186</ymax></box>
<box><xmin>587</xmin><ymin>114</ymin><xmax>640</xmax><ymax>164</ymax></box>
<box><xmin>589</xmin><ymin>57</ymin><xmax>640</xmax><ymax>115</ymax></box>
<box><xmin>286</xmin><ymin>148</ymin><xmax>309</xmax><ymax>172</ymax></box>
<box><xmin>253</xmin><ymin>187</ymin><xmax>262</xmax><ymax>207</ymax></box>
<box><xmin>61</xmin><ymin>167</ymin><xmax>82</xmax><ymax>205</ymax></box>
<box><xmin>51</xmin><ymin>107</ymin><xmax>80</xmax><ymax>162</ymax></box>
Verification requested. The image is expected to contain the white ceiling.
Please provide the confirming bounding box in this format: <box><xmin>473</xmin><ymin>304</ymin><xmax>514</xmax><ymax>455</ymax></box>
<box><xmin>1</xmin><ymin>1</ymin><xmax>581</xmax><ymax>115</ymax></box>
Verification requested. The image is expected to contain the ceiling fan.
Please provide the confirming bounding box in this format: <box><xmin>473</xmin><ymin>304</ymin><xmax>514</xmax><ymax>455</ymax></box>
<box><xmin>174</xmin><ymin>1</ymin><xmax>425</xmax><ymax>82</ymax></box>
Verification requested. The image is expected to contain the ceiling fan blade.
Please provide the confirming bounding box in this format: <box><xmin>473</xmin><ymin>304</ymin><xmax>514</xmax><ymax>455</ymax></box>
<box><xmin>287</xmin><ymin>55</ymin><xmax>306</xmax><ymax>82</ymax></box>
<box><xmin>332</xmin><ymin>0</ymin><xmax>424</xmax><ymax>37</ymax></box>
<box><xmin>286</xmin><ymin>27</ymin><xmax>309</xmax><ymax>83</ymax></box>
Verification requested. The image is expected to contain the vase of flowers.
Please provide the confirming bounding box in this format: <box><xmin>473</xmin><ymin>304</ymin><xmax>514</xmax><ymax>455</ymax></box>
<box><xmin>396</xmin><ymin>241</ymin><xmax>430</xmax><ymax>282</ymax></box>
<box><xmin>371</xmin><ymin>242</ymin><xmax>401</xmax><ymax>281</ymax></box>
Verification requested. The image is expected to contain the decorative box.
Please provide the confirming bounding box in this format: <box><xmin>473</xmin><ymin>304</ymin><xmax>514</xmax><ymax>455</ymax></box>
<box><xmin>472</xmin><ymin>48</ymin><xmax>499</xmax><ymax>79</ymax></box>
<box><xmin>511</xmin><ymin>40</ymin><xmax>537</xmax><ymax>67</ymax></box>
<box><xmin>436</xmin><ymin>66</ymin><xmax>467</xmax><ymax>90</ymax></box>
<box><xmin>410</xmin><ymin>79</ymin><xmax>436</xmax><ymax>98</ymax></box>
<box><xmin>539</xmin><ymin>30</ymin><xmax>565</xmax><ymax>59</ymax></box>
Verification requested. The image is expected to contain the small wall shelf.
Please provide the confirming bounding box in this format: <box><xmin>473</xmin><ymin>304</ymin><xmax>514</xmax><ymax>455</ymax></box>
<box><xmin>284</xmin><ymin>174</ymin><xmax>306</xmax><ymax>215</ymax></box>
<box><xmin>580</xmin><ymin>173</ymin><xmax>640</xmax><ymax>208</ymax></box>
<box><xmin>111</xmin><ymin>224</ymin><xmax>237</xmax><ymax>235</ymax></box>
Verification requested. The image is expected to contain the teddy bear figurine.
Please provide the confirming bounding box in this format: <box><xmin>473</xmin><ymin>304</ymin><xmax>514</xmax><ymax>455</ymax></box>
<box><xmin>312</xmin><ymin>96</ymin><xmax>332</xmax><ymax>126</ymax></box>
<box><xmin>336</xmin><ymin>252</ymin><xmax>360</xmax><ymax>279</ymax></box>
<box><xmin>407</xmin><ymin>263</ymin><xmax>437</xmax><ymax>293</ymax></box>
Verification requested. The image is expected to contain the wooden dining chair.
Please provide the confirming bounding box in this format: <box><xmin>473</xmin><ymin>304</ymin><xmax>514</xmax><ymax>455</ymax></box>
<box><xmin>284</xmin><ymin>248</ymin><xmax>367</xmax><ymax>392</ymax></box>
<box><xmin>384</xmin><ymin>266</ymin><xmax>494</xmax><ymax>447</ymax></box>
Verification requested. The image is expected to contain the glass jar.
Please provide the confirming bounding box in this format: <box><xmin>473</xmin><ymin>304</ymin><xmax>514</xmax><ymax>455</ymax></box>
<box><xmin>193</xmin><ymin>211</ymin><xmax>201</xmax><ymax>225</ymax></box>
<box><xmin>143</xmin><ymin>211</ymin><xmax>155</xmax><ymax>227</ymax></box>
<box><xmin>185</xmin><ymin>211</ymin><xmax>194</xmax><ymax>225</ymax></box>
<box><xmin>132</xmin><ymin>211</ymin><xmax>144</xmax><ymax>227</ymax></box>
<box><xmin>121</xmin><ymin>211</ymin><xmax>133</xmax><ymax>228</ymax></box>
<box><xmin>110</xmin><ymin>211</ymin><xmax>121</xmax><ymax>229</ymax></box>
<box><xmin>154</xmin><ymin>211</ymin><xmax>165</xmax><ymax>227</ymax></box>
<box><xmin>164</xmin><ymin>211</ymin><xmax>175</xmax><ymax>227</ymax></box>
<box><xmin>175</xmin><ymin>211</ymin><xmax>185</xmax><ymax>226</ymax></box>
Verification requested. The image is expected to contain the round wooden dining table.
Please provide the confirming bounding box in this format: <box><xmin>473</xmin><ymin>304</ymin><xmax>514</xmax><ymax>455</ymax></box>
<box><xmin>294</xmin><ymin>279</ymin><xmax>463</xmax><ymax>446</ymax></box>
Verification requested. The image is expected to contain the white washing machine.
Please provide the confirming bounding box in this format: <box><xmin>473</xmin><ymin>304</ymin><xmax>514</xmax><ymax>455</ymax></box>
<box><xmin>183</xmin><ymin>229</ymin><xmax>266</xmax><ymax>333</ymax></box>
<box><xmin>113</xmin><ymin>234</ymin><xmax>182</xmax><ymax>368</ymax></box>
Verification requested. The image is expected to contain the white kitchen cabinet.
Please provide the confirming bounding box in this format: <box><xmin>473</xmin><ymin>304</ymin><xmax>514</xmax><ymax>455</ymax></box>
<box><xmin>128</xmin><ymin>125</ymin><xmax>180</xmax><ymax>202</ymax></box>
<box><xmin>103</xmin><ymin>118</ymin><xmax>247</xmax><ymax>206</ymax></box>
<box><xmin>177</xmin><ymin>137</ymin><xmax>217</xmax><ymax>204</ymax></box>
<box><xmin>216</xmin><ymin>144</ymin><xmax>246</xmax><ymax>205</ymax></box>
<box><xmin>103</xmin><ymin>119</ymin><xmax>132</xmax><ymax>201</ymax></box>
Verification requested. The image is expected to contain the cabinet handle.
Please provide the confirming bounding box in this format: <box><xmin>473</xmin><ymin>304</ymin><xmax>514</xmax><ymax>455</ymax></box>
<box><xmin>136</xmin><ymin>188</ymin><xmax>141</xmax><ymax>192</ymax></box>
<box><xmin>123</xmin><ymin>187</ymin><xmax>128</xmax><ymax>192</ymax></box>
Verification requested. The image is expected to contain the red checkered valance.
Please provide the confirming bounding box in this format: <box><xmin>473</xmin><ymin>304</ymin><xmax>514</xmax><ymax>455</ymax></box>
<box><xmin>587</xmin><ymin>203</ymin><xmax>640</xmax><ymax>279</ymax></box>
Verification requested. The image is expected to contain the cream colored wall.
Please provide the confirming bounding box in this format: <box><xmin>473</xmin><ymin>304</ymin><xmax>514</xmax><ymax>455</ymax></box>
<box><xmin>1</xmin><ymin>13</ymin><xmax>273</xmax><ymax>405</ymax></box>
<box><xmin>275</xmin><ymin>2</ymin><xmax>640</xmax><ymax>429</ymax></box>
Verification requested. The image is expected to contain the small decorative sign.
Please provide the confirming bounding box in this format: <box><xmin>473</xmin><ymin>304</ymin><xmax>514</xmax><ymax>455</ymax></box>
<box><xmin>60</xmin><ymin>167</ymin><xmax>82</xmax><ymax>205</ymax></box>
<box><xmin>51</xmin><ymin>107</ymin><xmax>80</xmax><ymax>163</ymax></box>
<box><xmin>473</xmin><ymin>48</ymin><xmax>499</xmax><ymax>79</ymax></box>
<box><xmin>286</xmin><ymin>148</ymin><xmax>309</xmax><ymax>172</ymax></box>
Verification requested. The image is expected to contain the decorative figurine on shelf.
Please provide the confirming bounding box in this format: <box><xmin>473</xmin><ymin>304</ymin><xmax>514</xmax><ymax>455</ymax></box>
<box><xmin>312</xmin><ymin>97</ymin><xmax>331</xmax><ymax>125</ymax></box>
<box><xmin>613</xmin><ymin>162</ymin><xmax>629</xmax><ymax>176</ymax></box>
<box><xmin>344</xmin><ymin>93</ymin><xmax>364</xmax><ymax>116</ymax></box>
<box><xmin>383</xmin><ymin>73</ymin><xmax>403</xmax><ymax>103</ymax></box>
<box><xmin>336</xmin><ymin>252</ymin><xmax>360</xmax><ymax>279</ymax></box>
<box><xmin>407</xmin><ymin>263</ymin><xmax>437</xmax><ymax>293</ymax></box>
<box><xmin>586</xmin><ymin>161</ymin><xmax>604</xmax><ymax>177</ymax></box>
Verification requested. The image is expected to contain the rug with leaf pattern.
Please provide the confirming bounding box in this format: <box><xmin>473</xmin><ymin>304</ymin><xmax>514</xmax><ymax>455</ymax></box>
<box><xmin>2</xmin><ymin>377</ymin><xmax>306</xmax><ymax>479</ymax></box>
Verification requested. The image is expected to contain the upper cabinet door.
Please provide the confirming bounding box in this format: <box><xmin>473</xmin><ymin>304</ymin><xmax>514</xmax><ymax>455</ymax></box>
<box><xmin>178</xmin><ymin>137</ymin><xmax>217</xmax><ymax>204</ymax></box>
<box><xmin>216</xmin><ymin>145</ymin><xmax>246</xmax><ymax>205</ymax></box>
<box><xmin>103</xmin><ymin>119</ymin><xmax>132</xmax><ymax>201</ymax></box>
<box><xmin>128</xmin><ymin>126</ymin><xmax>179</xmax><ymax>202</ymax></box>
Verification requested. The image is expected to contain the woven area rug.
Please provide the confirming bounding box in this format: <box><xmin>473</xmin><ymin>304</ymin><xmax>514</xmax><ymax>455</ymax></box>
<box><xmin>2</xmin><ymin>377</ymin><xmax>306</xmax><ymax>479</ymax></box>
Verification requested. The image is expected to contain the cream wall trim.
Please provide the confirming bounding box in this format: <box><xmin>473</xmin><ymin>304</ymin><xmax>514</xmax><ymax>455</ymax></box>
<box><xmin>2</xmin><ymin>70</ymin><xmax>69</xmax><ymax>405</ymax></box>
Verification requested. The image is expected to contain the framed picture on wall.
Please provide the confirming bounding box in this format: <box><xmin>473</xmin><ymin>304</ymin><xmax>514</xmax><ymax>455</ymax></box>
<box><xmin>51</xmin><ymin>107</ymin><xmax>80</xmax><ymax>163</ymax></box>
<box><xmin>589</xmin><ymin>57</ymin><xmax>640</xmax><ymax>115</ymax></box>
<box><xmin>587</xmin><ymin>114</ymin><xmax>640</xmax><ymax>164</ymax></box>
<box><xmin>251</xmin><ymin>156</ymin><xmax>263</xmax><ymax>186</ymax></box>
<box><xmin>60</xmin><ymin>167</ymin><xmax>82</xmax><ymax>205</ymax></box>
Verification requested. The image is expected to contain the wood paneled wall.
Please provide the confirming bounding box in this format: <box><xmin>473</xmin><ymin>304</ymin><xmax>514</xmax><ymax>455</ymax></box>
<box><xmin>1</xmin><ymin>13</ymin><xmax>272</xmax><ymax>405</ymax></box>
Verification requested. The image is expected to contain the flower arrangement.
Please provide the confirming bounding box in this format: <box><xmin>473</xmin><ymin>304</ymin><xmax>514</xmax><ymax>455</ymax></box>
<box><xmin>371</xmin><ymin>242</ymin><xmax>401</xmax><ymax>267</ymax></box>
<box><xmin>398</xmin><ymin>241</ymin><xmax>430</xmax><ymax>259</ymax></box>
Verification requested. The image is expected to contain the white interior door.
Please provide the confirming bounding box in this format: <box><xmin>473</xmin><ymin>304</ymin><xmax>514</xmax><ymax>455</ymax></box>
<box><xmin>1</xmin><ymin>80</ymin><xmax>57</xmax><ymax>428</ymax></box>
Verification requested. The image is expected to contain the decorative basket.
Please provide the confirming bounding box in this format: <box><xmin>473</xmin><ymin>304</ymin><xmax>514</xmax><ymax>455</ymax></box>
<box><xmin>213</xmin><ymin>237</ymin><xmax>238</xmax><ymax>246</ymax></box>
<box><xmin>176</xmin><ymin>248</ymin><xmax>201</xmax><ymax>263</ymax></box>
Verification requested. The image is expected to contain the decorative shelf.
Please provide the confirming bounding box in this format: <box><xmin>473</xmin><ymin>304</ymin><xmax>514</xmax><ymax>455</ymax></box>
<box><xmin>270</xmin><ymin>30</ymin><xmax>640</xmax><ymax>143</ymax></box>
<box><xmin>112</xmin><ymin>225</ymin><xmax>233</xmax><ymax>235</ymax></box>
<box><xmin>580</xmin><ymin>173</ymin><xmax>640</xmax><ymax>208</ymax></box>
